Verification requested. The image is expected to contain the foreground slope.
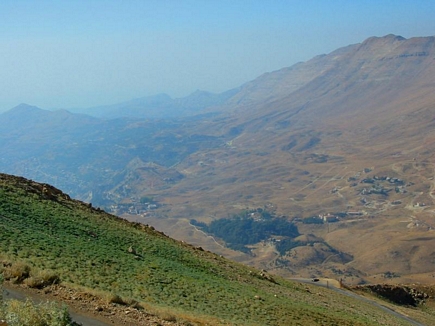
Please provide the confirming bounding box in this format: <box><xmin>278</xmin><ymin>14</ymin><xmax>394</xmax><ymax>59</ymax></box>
<box><xmin>0</xmin><ymin>173</ymin><xmax>417</xmax><ymax>325</ymax></box>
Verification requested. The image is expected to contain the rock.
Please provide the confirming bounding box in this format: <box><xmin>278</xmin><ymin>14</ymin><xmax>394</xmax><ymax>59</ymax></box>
<box><xmin>360</xmin><ymin>284</ymin><xmax>428</xmax><ymax>306</ymax></box>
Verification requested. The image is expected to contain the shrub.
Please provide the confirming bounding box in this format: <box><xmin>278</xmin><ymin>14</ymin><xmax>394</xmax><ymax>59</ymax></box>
<box><xmin>104</xmin><ymin>293</ymin><xmax>127</xmax><ymax>305</ymax></box>
<box><xmin>122</xmin><ymin>297</ymin><xmax>142</xmax><ymax>309</ymax></box>
<box><xmin>158</xmin><ymin>310</ymin><xmax>177</xmax><ymax>322</ymax></box>
<box><xmin>1</xmin><ymin>299</ymin><xmax>72</xmax><ymax>326</ymax></box>
<box><xmin>24</xmin><ymin>270</ymin><xmax>60</xmax><ymax>289</ymax></box>
<box><xmin>3</xmin><ymin>262</ymin><xmax>30</xmax><ymax>283</ymax></box>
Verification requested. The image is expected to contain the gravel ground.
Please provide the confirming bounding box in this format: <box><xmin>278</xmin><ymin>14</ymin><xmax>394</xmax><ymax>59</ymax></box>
<box><xmin>2</xmin><ymin>282</ymin><xmax>180</xmax><ymax>326</ymax></box>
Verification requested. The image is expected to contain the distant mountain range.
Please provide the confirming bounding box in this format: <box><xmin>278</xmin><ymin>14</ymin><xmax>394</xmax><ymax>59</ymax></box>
<box><xmin>72</xmin><ymin>88</ymin><xmax>239</xmax><ymax>119</ymax></box>
<box><xmin>2</xmin><ymin>34</ymin><xmax>435</xmax><ymax>283</ymax></box>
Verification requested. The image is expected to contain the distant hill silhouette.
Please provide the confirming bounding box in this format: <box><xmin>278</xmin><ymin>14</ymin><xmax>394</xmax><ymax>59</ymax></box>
<box><xmin>77</xmin><ymin>88</ymin><xmax>239</xmax><ymax>119</ymax></box>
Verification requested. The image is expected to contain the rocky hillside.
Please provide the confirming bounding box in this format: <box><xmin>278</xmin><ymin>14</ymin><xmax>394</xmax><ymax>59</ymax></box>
<box><xmin>0</xmin><ymin>173</ymin><xmax>422</xmax><ymax>325</ymax></box>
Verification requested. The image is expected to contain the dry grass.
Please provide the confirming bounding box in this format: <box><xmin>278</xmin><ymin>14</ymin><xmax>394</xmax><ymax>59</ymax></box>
<box><xmin>0</xmin><ymin>299</ymin><xmax>71</xmax><ymax>326</ymax></box>
<box><xmin>24</xmin><ymin>270</ymin><xmax>60</xmax><ymax>289</ymax></box>
<box><xmin>2</xmin><ymin>262</ymin><xmax>30</xmax><ymax>284</ymax></box>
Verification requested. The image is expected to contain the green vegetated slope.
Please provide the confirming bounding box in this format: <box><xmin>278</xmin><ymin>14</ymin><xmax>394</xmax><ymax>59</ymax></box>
<box><xmin>0</xmin><ymin>173</ymin><xmax>410</xmax><ymax>325</ymax></box>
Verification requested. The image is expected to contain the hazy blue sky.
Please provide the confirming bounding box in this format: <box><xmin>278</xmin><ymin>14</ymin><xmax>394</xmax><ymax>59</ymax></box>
<box><xmin>0</xmin><ymin>0</ymin><xmax>434</xmax><ymax>111</ymax></box>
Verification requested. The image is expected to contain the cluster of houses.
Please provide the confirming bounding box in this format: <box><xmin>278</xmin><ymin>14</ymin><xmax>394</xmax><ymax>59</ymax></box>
<box><xmin>318</xmin><ymin>213</ymin><xmax>339</xmax><ymax>223</ymax></box>
<box><xmin>300</xmin><ymin>211</ymin><xmax>365</xmax><ymax>224</ymax></box>
<box><xmin>352</xmin><ymin>173</ymin><xmax>411</xmax><ymax>197</ymax></box>
<box><xmin>361</xmin><ymin>175</ymin><xmax>405</xmax><ymax>185</ymax></box>
<box><xmin>414</xmin><ymin>202</ymin><xmax>427</xmax><ymax>207</ymax></box>
<box><xmin>360</xmin><ymin>186</ymin><xmax>390</xmax><ymax>196</ymax></box>
<box><xmin>108</xmin><ymin>201</ymin><xmax>159</xmax><ymax>216</ymax></box>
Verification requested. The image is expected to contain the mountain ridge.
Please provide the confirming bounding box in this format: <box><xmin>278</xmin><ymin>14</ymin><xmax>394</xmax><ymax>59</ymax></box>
<box><xmin>75</xmin><ymin>88</ymin><xmax>239</xmax><ymax>119</ymax></box>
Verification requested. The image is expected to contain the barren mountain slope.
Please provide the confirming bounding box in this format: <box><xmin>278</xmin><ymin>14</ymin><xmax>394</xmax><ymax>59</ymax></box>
<box><xmin>155</xmin><ymin>35</ymin><xmax>435</xmax><ymax>211</ymax></box>
<box><xmin>141</xmin><ymin>35</ymin><xmax>435</xmax><ymax>282</ymax></box>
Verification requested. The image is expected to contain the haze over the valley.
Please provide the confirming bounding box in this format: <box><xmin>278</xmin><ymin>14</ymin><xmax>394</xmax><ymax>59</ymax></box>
<box><xmin>2</xmin><ymin>32</ymin><xmax>435</xmax><ymax>284</ymax></box>
<box><xmin>0</xmin><ymin>1</ymin><xmax>434</xmax><ymax>112</ymax></box>
<box><xmin>4</xmin><ymin>1</ymin><xmax>435</xmax><ymax>323</ymax></box>
<box><xmin>4</xmin><ymin>3</ymin><xmax>435</xmax><ymax>325</ymax></box>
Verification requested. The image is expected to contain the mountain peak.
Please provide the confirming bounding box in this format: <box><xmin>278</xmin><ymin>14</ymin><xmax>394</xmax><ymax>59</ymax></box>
<box><xmin>351</xmin><ymin>34</ymin><xmax>435</xmax><ymax>61</ymax></box>
<box><xmin>358</xmin><ymin>34</ymin><xmax>406</xmax><ymax>51</ymax></box>
<box><xmin>1</xmin><ymin>104</ymin><xmax>47</xmax><ymax>119</ymax></box>
<box><xmin>9</xmin><ymin>103</ymin><xmax>43</xmax><ymax>113</ymax></box>
<box><xmin>363</xmin><ymin>34</ymin><xmax>406</xmax><ymax>43</ymax></box>
<box><xmin>382</xmin><ymin>34</ymin><xmax>405</xmax><ymax>41</ymax></box>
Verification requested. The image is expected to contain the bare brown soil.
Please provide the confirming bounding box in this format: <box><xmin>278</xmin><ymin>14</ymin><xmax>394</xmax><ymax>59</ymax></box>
<box><xmin>3</xmin><ymin>281</ymin><xmax>179</xmax><ymax>326</ymax></box>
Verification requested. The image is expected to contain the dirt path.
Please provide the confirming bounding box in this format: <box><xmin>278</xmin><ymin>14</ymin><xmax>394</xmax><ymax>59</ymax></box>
<box><xmin>2</xmin><ymin>283</ymin><xmax>179</xmax><ymax>326</ymax></box>
<box><xmin>292</xmin><ymin>166</ymin><xmax>337</xmax><ymax>196</ymax></box>
<box><xmin>187</xmin><ymin>221</ymin><xmax>226</xmax><ymax>249</ymax></box>
<box><xmin>2</xmin><ymin>285</ymin><xmax>111</xmax><ymax>326</ymax></box>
